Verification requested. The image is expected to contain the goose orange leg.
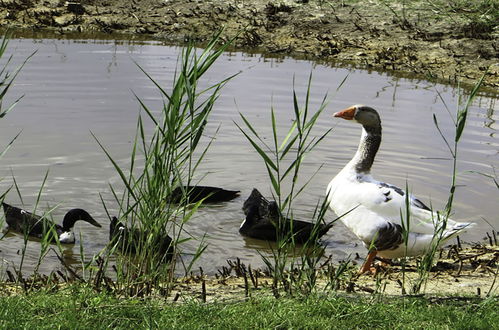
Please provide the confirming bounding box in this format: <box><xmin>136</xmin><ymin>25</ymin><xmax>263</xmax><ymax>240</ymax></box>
<box><xmin>359</xmin><ymin>250</ymin><xmax>377</xmax><ymax>274</ymax></box>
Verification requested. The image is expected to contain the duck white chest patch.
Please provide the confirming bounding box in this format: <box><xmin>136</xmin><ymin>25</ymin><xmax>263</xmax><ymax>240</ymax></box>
<box><xmin>59</xmin><ymin>231</ymin><xmax>75</xmax><ymax>244</ymax></box>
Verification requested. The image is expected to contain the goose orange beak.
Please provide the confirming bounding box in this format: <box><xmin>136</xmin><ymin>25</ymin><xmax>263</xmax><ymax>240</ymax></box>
<box><xmin>333</xmin><ymin>106</ymin><xmax>356</xmax><ymax>120</ymax></box>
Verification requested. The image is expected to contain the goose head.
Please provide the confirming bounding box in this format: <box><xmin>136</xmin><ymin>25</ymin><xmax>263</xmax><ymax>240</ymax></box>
<box><xmin>333</xmin><ymin>105</ymin><xmax>382</xmax><ymax>174</ymax></box>
<box><xmin>333</xmin><ymin>105</ymin><xmax>381</xmax><ymax>131</ymax></box>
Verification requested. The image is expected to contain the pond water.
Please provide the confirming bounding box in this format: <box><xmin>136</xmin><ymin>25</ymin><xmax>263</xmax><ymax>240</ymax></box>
<box><xmin>0</xmin><ymin>37</ymin><xmax>497</xmax><ymax>275</ymax></box>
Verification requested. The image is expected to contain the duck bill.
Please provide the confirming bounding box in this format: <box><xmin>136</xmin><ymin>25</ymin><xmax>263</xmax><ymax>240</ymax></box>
<box><xmin>333</xmin><ymin>106</ymin><xmax>356</xmax><ymax>120</ymax></box>
<box><xmin>87</xmin><ymin>217</ymin><xmax>102</xmax><ymax>228</ymax></box>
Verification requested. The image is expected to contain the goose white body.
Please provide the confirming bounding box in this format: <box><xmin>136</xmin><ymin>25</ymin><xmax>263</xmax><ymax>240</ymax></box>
<box><xmin>327</xmin><ymin>105</ymin><xmax>474</xmax><ymax>261</ymax></box>
<box><xmin>327</xmin><ymin>165</ymin><xmax>471</xmax><ymax>258</ymax></box>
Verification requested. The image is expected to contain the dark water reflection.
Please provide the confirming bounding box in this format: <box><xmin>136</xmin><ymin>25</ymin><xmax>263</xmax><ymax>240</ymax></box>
<box><xmin>0</xmin><ymin>37</ymin><xmax>497</xmax><ymax>275</ymax></box>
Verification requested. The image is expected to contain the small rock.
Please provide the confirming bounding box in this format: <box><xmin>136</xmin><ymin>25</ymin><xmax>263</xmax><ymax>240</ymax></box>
<box><xmin>53</xmin><ymin>14</ymin><xmax>74</xmax><ymax>27</ymax></box>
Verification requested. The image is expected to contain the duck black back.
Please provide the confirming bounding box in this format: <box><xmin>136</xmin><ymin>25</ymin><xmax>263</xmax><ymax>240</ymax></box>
<box><xmin>240</xmin><ymin>189</ymin><xmax>333</xmax><ymax>243</ymax></box>
<box><xmin>109</xmin><ymin>217</ymin><xmax>174</xmax><ymax>262</ymax></box>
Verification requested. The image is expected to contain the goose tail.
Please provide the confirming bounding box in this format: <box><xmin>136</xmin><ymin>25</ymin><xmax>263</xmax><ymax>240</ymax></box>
<box><xmin>442</xmin><ymin>221</ymin><xmax>475</xmax><ymax>241</ymax></box>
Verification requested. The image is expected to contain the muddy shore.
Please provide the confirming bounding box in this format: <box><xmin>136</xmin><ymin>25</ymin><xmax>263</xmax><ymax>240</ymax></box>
<box><xmin>0</xmin><ymin>0</ymin><xmax>497</xmax><ymax>91</ymax></box>
<box><xmin>2</xmin><ymin>245</ymin><xmax>497</xmax><ymax>299</ymax></box>
<box><xmin>176</xmin><ymin>245</ymin><xmax>499</xmax><ymax>300</ymax></box>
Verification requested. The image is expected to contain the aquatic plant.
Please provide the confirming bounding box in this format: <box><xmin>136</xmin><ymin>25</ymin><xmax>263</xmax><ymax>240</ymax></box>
<box><xmin>94</xmin><ymin>31</ymin><xmax>235</xmax><ymax>296</ymax></box>
<box><xmin>400</xmin><ymin>74</ymin><xmax>486</xmax><ymax>294</ymax></box>
<box><xmin>237</xmin><ymin>74</ymin><xmax>347</xmax><ymax>296</ymax></box>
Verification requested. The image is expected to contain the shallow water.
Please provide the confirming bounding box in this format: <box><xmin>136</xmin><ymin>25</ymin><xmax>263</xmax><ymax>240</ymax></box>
<box><xmin>0</xmin><ymin>37</ymin><xmax>497</xmax><ymax>275</ymax></box>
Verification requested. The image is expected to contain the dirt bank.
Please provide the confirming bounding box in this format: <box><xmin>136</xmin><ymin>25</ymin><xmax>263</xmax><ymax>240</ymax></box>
<box><xmin>172</xmin><ymin>245</ymin><xmax>499</xmax><ymax>300</ymax></box>
<box><xmin>1</xmin><ymin>244</ymin><xmax>497</xmax><ymax>300</ymax></box>
<box><xmin>105</xmin><ymin>244</ymin><xmax>497</xmax><ymax>301</ymax></box>
<box><xmin>0</xmin><ymin>0</ymin><xmax>497</xmax><ymax>90</ymax></box>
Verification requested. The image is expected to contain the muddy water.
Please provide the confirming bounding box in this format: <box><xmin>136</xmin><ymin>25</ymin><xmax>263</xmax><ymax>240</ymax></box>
<box><xmin>0</xmin><ymin>37</ymin><xmax>497</xmax><ymax>275</ymax></box>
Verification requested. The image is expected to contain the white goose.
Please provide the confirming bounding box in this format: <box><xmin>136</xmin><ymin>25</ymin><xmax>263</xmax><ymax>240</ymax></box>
<box><xmin>327</xmin><ymin>105</ymin><xmax>474</xmax><ymax>273</ymax></box>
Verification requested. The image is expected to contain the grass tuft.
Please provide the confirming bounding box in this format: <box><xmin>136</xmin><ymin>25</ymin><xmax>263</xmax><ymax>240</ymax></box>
<box><xmin>0</xmin><ymin>287</ymin><xmax>497</xmax><ymax>329</ymax></box>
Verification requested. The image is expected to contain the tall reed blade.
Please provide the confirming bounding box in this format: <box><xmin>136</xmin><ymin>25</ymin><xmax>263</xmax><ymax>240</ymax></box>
<box><xmin>237</xmin><ymin>74</ymin><xmax>338</xmax><ymax>295</ymax></box>
<box><xmin>410</xmin><ymin>75</ymin><xmax>486</xmax><ymax>294</ymax></box>
<box><xmin>94</xmin><ymin>32</ymin><xmax>235</xmax><ymax>296</ymax></box>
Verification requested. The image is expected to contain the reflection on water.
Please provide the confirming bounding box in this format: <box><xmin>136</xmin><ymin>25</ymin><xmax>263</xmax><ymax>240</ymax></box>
<box><xmin>0</xmin><ymin>37</ymin><xmax>497</xmax><ymax>275</ymax></box>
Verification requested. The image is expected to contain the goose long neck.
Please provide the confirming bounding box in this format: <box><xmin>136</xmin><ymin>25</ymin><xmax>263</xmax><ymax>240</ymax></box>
<box><xmin>349</xmin><ymin>124</ymin><xmax>381</xmax><ymax>174</ymax></box>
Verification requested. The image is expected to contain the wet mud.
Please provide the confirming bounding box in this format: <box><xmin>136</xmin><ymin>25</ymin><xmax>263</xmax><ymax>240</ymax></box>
<box><xmin>0</xmin><ymin>0</ymin><xmax>497</xmax><ymax>90</ymax></box>
<box><xmin>165</xmin><ymin>244</ymin><xmax>499</xmax><ymax>300</ymax></box>
<box><xmin>2</xmin><ymin>244</ymin><xmax>497</xmax><ymax>299</ymax></box>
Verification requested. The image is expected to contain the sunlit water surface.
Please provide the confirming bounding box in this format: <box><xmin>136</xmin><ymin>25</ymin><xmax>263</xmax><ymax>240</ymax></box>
<box><xmin>0</xmin><ymin>37</ymin><xmax>497</xmax><ymax>275</ymax></box>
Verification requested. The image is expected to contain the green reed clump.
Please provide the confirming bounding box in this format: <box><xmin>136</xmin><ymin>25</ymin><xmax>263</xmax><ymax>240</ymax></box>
<box><xmin>0</xmin><ymin>31</ymin><xmax>31</xmax><ymax>190</ymax></box>
<box><xmin>0</xmin><ymin>35</ymin><xmax>68</xmax><ymax>282</ymax></box>
<box><xmin>94</xmin><ymin>32</ymin><xmax>235</xmax><ymax>297</ymax></box>
<box><xmin>237</xmin><ymin>74</ymin><xmax>346</xmax><ymax>296</ymax></box>
<box><xmin>0</xmin><ymin>34</ymin><xmax>26</xmax><ymax>119</ymax></box>
<box><xmin>399</xmin><ymin>75</ymin><xmax>486</xmax><ymax>295</ymax></box>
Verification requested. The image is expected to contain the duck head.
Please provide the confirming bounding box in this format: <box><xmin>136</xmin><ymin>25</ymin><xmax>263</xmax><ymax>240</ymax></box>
<box><xmin>333</xmin><ymin>105</ymin><xmax>381</xmax><ymax>130</ymax></box>
<box><xmin>60</xmin><ymin>209</ymin><xmax>101</xmax><ymax>243</ymax></box>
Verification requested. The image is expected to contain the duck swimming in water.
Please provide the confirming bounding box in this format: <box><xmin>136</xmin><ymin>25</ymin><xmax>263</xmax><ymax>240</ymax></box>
<box><xmin>169</xmin><ymin>185</ymin><xmax>240</xmax><ymax>203</ymax></box>
<box><xmin>239</xmin><ymin>189</ymin><xmax>334</xmax><ymax>243</ymax></box>
<box><xmin>2</xmin><ymin>202</ymin><xmax>101</xmax><ymax>244</ymax></box>
<box><xmin>326</xmin><ymin>105</ymin><xmax>474</xmax><ymax>273</ymax></box>
<box><xmin>109</xmin><ymin>216</ymin><xmax>174</xmax><ymax>262</ymax></box>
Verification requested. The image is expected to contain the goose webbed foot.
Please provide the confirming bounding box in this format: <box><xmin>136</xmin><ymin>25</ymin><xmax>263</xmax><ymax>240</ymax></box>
<box><xmin>358</xmin><ymin>250</ymin><xmax>377</xmax><ymax>275</ymax></box>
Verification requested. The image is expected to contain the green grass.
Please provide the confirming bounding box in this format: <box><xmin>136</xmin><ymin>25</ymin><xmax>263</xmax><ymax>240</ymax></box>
<box><xmin>0</xmin><ymin>286</ymin><xmax>497</xmax><ymax>329</ymax></box>
<box><xmin>372</xmin><ymin>0</ymin><xmax>498</xmax><ymax>37</ymax></box>
<box><xmin>329</xmin><ymin>0</ymin><xmax>497</xmax><ymax>39</ymax></box>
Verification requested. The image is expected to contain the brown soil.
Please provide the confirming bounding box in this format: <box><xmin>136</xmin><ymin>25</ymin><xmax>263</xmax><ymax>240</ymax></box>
<box><xmin>0</xmin><ymin>0</ymin><xmax>497</xmax><ymax>91</ymax></box>
<box><xmin>1</xmin><ymin>245</ymin><xmax>497</xmax><ymax>300</ymax></box>
<box><xmin>170</xmin><ymin>245</ymin><xmax>499</xmax><ymax>301</ymax></box>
